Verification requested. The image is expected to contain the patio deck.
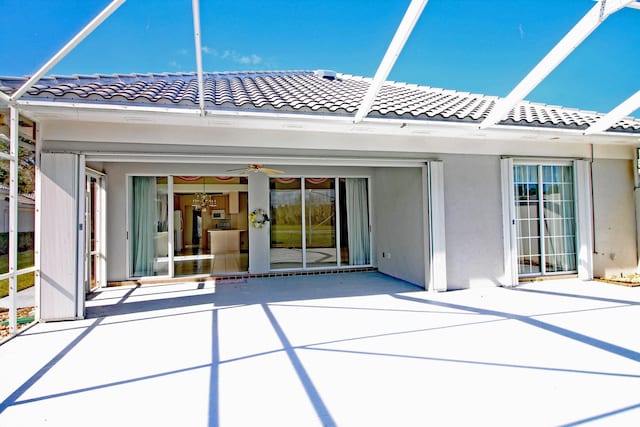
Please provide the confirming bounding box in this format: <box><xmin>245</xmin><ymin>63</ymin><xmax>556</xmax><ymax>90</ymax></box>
<box><xmin>0</xmin><ymin>272</ymin><xmax>639</xmax><ymax>426</ymax></box>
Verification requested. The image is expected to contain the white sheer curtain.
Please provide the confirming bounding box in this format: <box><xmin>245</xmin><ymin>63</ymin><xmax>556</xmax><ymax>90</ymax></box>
<box><xmin>345</xmin><ymin>178</ymin><xmax>370</xmax><ymax>265</ymax></box>
<box><xmin>132</xmin><ymin>176</ymin><xmax>157</xmax><ymax>276</ymax></box>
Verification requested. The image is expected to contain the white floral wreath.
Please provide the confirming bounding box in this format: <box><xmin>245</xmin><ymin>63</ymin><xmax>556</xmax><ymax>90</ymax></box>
<box><xmin>249</xmin><ymin>208</ymin><xmax>270</xmax><ymax>228</ymax></box>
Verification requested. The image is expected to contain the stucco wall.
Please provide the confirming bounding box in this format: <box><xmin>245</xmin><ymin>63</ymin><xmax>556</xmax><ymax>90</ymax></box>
<box><xmin>248</xmin><ymin>173</ymin><xmax>269</xmax><ymax>274</ymax></box>
<box><xmin>42</xmin><ymin>120</ymin><xmax>639</xmax><ymax>288</ymax></box>
<box><xmin>591</xmin><ymin>159</ymin><xmax>637</xmax><ymax>277</ymax></box>
<box><xmin>441</xmin><ymin>154</ymin><xmax>504</xmax><ymax>289</ymax></box>
<box><xmin>373</xmin><ymin>167</ymin><xmax>427</xmax><ymax>287</ymax></box>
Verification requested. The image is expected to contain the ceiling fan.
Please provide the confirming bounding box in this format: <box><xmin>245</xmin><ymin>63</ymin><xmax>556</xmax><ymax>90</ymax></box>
<box><xmin>226</xmin><ymin>163</ymin><xmax>285</xmax><ymax>175</ymax></box>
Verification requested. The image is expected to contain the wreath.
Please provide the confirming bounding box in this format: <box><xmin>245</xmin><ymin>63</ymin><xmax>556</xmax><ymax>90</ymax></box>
<box><xmin>249</xmin><ymin>208</ymin><xmax>270</xmax><ymax>228</ymax></box>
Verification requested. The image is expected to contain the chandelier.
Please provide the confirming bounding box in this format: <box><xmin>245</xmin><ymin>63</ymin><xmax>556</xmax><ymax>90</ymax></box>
<box><xmin>192</xmin><ymin>179</ymin><xmax>217</xmax><ymax>213</ymax></box>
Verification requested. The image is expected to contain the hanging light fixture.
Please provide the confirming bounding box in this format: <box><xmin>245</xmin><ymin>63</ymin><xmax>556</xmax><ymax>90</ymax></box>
<box><xmin>191</xmin><ymin>177</ymin><xmax>217</xmax><ymax>213</ymax></box>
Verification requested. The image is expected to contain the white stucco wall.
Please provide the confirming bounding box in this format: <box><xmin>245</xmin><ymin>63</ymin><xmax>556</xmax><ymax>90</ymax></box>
<box><xmin>591</xmin><ymin>158</ymin><xmax>637</xmax><ymax>278</ymax></box>
<box><xmin>373</xmin><ymin>167</ymin><xmax>427</xmax><ymax>286</ymax></box>
<box><xmin>441</xmin><ymin>154</ymin><xmax>504</xmax><ymax>289</ymax></box>
<box><xmin>40</xmin><ymin>119</ymin><xmax>639</xmax><ymax>289</ymax></box>
<box><xmin>248</xmin><ymin>172</ymin><xmax>269</xmax><ymax>274</ymax></box>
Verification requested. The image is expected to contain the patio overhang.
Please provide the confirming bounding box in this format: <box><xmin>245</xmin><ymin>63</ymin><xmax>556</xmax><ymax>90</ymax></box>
<box><xmin>16</xmin><ymin>98</ymin><xmax>640</xmax><ymax>147</ymax></box>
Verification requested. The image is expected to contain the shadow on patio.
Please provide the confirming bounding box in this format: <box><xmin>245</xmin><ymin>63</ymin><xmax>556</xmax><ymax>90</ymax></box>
<box><xmin>1</xmin><ymin>273</ymin><xmax>639</xmax><ymax>426</ymax></box>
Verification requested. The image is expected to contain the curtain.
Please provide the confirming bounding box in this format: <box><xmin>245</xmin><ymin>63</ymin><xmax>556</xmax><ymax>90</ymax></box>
<box><xmin>346</xmin><ymin>178</ymin><xmax>370</xmax><ymax>265</ymax></box>
<box><xmin>132</xmin><ymin>176</ymin><xmax>157</xmax><ymax>276</ymax></box>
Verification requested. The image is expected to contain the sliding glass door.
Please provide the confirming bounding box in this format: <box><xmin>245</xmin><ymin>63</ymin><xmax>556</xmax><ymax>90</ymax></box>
<box><xmin>269</xmin><ymin>178</ymin><xmax>303</xmax><ymax>269</ymax></box>
<box><xmin>341</xmin><ymin>178</ymin><xmax>370</xmax><ymax>265</ymax></box>
<box><xmin>305</xmin><ymin>178</ymin><xmax>336</xmax><ymax>268</ymax></box>
<box><xmin>514</xmin><ymin>164</ymin><xmax>576</xmax><ymax>276</ymax></box>
<box><xmin>130</xmin><ymin>176</ymin><xmax>169</xmax><ymax>277</ymax></box>
<box><xmin>270</xmin><ymin>176</ymin><xmax>370</xmax><ymax>270</ymax></box>
<box><xmin>129</xmin><ymin>175</ymin><xmax>250</xmax><ymax>278</ymax></box>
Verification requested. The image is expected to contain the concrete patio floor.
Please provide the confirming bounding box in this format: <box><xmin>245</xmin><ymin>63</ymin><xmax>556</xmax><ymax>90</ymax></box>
<box><xmin>0</xmin><ymin>272</ymin><xmax>639</xmax><ymax>426</ymax></box>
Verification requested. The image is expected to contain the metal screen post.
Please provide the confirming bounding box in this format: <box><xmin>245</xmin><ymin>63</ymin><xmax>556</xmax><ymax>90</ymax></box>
<box><xmin>8</xmin><ymin>107</ymin><xmax>18</xmax><ymax>334</ymax></box>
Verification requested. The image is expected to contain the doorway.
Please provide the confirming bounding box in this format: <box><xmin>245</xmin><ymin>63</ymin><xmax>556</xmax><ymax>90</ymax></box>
<box><xmin>84</xmin><ymin>169</ymin><xmax>106</xmax><ymax>293</ymax></box>
<box><xmin>172</xmin><ymin>176</ymin><xmax>249</xmax><ymax>276</ymax></box>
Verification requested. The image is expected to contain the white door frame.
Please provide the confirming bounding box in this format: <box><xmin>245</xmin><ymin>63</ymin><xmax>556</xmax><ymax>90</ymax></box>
<box><xmin>84</xmin><ymin>167</ymin><xmax>107</xmax><ymax>292</ymax></box>
<box><xmin>501</xmin><ymin>158</ymin><xmax>593</xmax><ymax>286</ymax></box>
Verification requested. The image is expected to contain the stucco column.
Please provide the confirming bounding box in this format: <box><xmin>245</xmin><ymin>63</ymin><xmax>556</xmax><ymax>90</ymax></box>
<box><xmin>248</xmin><ymin>173</ymin><xmax>270</xmax><ymax>274</ymax></box>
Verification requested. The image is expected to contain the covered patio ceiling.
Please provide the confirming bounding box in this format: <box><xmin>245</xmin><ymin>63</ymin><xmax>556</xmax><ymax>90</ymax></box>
<box><xmin>1</xmin><ymin>0</ymin><xmax>639</xmax><ymax>138</ymax></box>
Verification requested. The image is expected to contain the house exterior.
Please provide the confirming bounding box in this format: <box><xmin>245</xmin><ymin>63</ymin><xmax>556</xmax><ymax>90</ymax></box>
<box><xmin>1</xmin><ymin>69</ymin><xmax>639</xmax><ymax>321</ymax></box>
<box><xmin>0</xmin><ymin>185</ymin><xmax>35</xmax><ymax>234</ymax></box>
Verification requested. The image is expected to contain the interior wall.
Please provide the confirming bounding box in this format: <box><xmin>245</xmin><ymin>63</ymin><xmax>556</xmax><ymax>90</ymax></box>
<box><xmin>592</xmin><ymin>158</ymin><xmax>637</xmax><ymax>277</ymax></box>
<box><xmin>373</xmin><ymin>167</ymin><xmax>426</xmax><ymax>286</ymax></box>
<box><xmin>440</xmin><ymin>154</ymin><xmax>504</xmax><ymax>289</ymax></box>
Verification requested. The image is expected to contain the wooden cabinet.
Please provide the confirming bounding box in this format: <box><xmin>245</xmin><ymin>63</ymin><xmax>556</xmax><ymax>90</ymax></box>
<box><xmin>212</xmin><ymin>195</ymin><xmax>227</xmax><ymax>211</ymax></box>
<box><xmin>228</xmin><ymin>191</ymin><xmax>239</xmax><ymax>214</ymax></box>
<box><xmin>208</xmin><ymin>229</ymin><xmax>244</xmax><ymax>254</ymax></box>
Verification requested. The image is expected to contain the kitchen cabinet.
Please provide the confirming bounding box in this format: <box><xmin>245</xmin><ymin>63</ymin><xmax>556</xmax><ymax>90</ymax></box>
<box><xmin>228</xmin><ymin>191</ymin><xmax>239</xmax><ymax>214</ymax></box>
<box><xmin>212</xmin><ymin>195</ymin><xmax>227</xmax><ymax>211</ymax></box>
<box><xmin>208</xmin><ymin>229</ymin><xmax>244</xmax><ymax>254</ymax></box>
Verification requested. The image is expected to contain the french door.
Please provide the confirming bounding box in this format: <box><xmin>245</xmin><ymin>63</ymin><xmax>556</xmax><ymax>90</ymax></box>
<box><xmin>84</xmin><ymin>169</ymin><xmax>106</xmax><ymax>292</ymax></box>
<box><xmin>513</xmin><ymin>163</ymin><xmax>577</xmax><ymax>277</ymax></box>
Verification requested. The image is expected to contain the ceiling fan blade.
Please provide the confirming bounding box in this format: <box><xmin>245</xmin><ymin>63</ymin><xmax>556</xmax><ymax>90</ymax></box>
<box><xmin>260</xmin><ymin>167</ymin><xmax>285</xmax><ymax>175</ymax></box>
<box><xmin>225</xmin><ymin>164</ymin><xmax>286</xmax><ymax>175</ymax></box>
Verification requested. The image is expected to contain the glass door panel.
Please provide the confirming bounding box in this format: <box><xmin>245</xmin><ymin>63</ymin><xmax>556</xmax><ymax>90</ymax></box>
<box><xmin>513</xmin><ymin>164</ymin><xmax>576</xmax><ymax>277</ymax></box>
<box><xmin>514</xmin><ymin>165</ymin><xmax>541</xmax><ymax>275</ymax></box>
<box><xmin>172</xmin><ymin>176</ymin><xmax>249</xmax><ymax>276</ymax></box>
<box><xmin>305</xmin><ymin>178</ymin><xmax>337</xmax><ymax>268</ymax></box>
<box><xmin>270</xmin><ymin>178</ymin><xmax>303</xmax><ymax>269</ymax></box>
<box><xmin>340</xmin><ymin>178</ymin><xmax>371</xmax><ymax>265</ymax></box>
<box><xmin>130</xmin><ymin>176</ymin><xmax>169</xmax><ymax>277</ymax></box>
<box><xmin>542</xmin><ymin>165</ymin><xmax>576</xmax><ymax>273</ymax></box>
<box><xmin>173</xmin><ymin>176</ymin><xmax>213</xmax><ymax>276</ymax></box>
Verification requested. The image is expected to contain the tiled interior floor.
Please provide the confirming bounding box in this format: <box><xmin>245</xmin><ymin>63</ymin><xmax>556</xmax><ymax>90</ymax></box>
<box><xmin>173</xmin><ymin>253</ymin><xmax>249</xmax><ymax>276</ymax></box>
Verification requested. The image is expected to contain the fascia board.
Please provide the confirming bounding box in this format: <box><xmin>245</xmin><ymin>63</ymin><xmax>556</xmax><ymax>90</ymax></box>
<box><xmin>17</xmin><ymin>99</ymin><xmax>640</xmax><ymax>146</ymax></box>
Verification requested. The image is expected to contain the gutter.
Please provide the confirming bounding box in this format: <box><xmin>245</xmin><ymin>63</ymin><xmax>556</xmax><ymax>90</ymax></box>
<box><xmin>13</xmin><ymin>99</ymin><xmax>640</xmax><ymax>145</ymax></box>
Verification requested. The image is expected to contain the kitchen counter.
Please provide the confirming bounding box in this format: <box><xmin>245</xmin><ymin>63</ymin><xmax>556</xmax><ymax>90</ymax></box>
<box><xmin>208</xmin><ymin>229</ymin><xmax>245</xmax><ymax>254</ymax></box>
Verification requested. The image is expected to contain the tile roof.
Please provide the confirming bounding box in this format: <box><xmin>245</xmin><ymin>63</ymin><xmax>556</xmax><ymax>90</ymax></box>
<box><xmin>1</xmin><ymin>70</ymin><xmax>639</xmax><ymax>133</ymax></box>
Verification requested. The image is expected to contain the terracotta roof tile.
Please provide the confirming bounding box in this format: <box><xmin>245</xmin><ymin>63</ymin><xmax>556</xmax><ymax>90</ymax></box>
<box><xmin>1</xmin><ymin>70</ymin><xmax>638</xmax><ymax>133</ymax></box>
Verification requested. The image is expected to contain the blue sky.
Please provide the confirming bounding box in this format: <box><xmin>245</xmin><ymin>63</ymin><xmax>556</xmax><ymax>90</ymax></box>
<box><xmin>1</xmin><ymin>0</ymin><xmax>638</xmax><ymax>116</ymax></box>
